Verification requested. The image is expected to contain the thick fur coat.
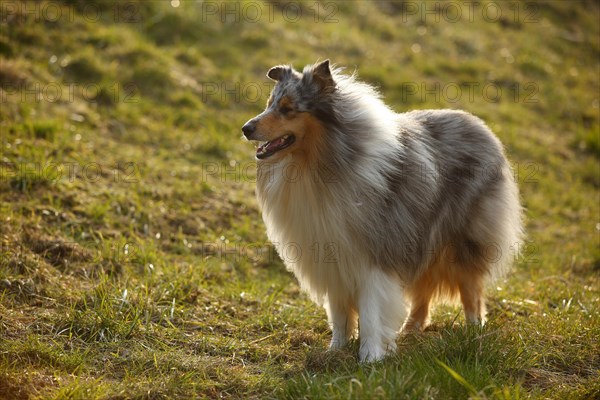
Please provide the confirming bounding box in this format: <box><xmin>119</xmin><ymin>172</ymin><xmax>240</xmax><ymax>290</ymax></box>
<box><xmin>242</xmin><ymin>60</ymin><xmax>523</xmax><ymax>361</ymax></box>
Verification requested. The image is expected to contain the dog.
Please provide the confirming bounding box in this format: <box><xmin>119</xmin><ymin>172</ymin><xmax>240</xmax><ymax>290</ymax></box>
<box><xmin>242</xmin><ymin>60</ymin><xmax>523</xmax><ymax>362</ymax></box>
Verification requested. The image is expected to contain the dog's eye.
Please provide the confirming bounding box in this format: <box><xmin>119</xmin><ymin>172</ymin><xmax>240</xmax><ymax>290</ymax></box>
<box><xmin>279</xmin><ymin>106</ymin><xmax>292</xmax><ymax>115</ymax></box>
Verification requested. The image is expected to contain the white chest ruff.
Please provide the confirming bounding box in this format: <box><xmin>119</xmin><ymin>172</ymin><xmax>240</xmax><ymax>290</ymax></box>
<box><xmin>257</xmin><ymin>158</ymin><xmax>369</xmax><ymax>305</ymax></box>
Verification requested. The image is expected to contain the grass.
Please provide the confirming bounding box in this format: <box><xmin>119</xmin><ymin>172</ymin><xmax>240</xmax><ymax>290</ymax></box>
<box><xmin>0</xmin><ymin>0</ymin><xmax>599</xmax><ymax>399</ymax></box>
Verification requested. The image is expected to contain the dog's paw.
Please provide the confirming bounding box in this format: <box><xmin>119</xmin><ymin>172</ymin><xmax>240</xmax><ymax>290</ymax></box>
<box><xmin>328</xmin><ymin>340</ymin><xmax>345</xmax><ymax>351</ymax></box>
<box><xmin>359</xmin><ymin>345</ymin><xmax>385</xmax><ymax>362</ymax></box>
<box><xmin>358</xmin><ymin>340</ymin><xmax>395</xmax><ymax>362</ymax></box>
<box><xmin>328</xmin><ymin>327</ymin><xmax>353</xmax><ymax>350</ymax></box>
<box><xmin>402</xmin><ymin>320</ymin><xmax>426</xmax><ymax>333</ymax></box>
<box><xmin>465</xmin><ymin>313</ymin><xmax>487</xmax><ymax>326</ymax></box>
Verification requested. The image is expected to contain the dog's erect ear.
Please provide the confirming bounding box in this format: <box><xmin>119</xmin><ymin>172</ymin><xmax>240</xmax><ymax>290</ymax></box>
<box><xmin>267</xmin><ymin>65</ymin><xmax>290</xmax><ymax>81</ymax></box>
<box><xmin>311</xmin><ymin>59</ymin><xmax>335</xmax><ymax>92</ymax></box>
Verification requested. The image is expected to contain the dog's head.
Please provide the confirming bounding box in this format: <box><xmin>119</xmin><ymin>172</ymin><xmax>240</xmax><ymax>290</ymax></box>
<box><xmin>242</xmin><ymin>60</ymin><xmax>337</xmax><ymax>161</ymax></box>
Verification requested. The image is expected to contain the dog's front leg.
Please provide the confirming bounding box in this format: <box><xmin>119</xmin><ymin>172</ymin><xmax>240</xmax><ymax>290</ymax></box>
<box><xmin>325</xmin><ymin>296</ymin><xmax>358</xmax><ymax>350</ymax></box>
<box><xmin>357</xmin><ymin>268</ymin><xmax>407</xmax><ymax>362</ymax></box>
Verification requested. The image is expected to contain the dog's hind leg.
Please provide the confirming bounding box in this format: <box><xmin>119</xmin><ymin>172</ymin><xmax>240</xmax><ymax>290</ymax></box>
<box><xmin>404</xmin><ymin>254</ymin><xmax>451</xmax><ymax>332</ymax></box>
<box><xmin>404</xmin><ymin>272</ymin><xmax>435</xmax><ymax>332</ymax></box>
<box><xmin>457</xmin><ymin>266</ymin><xmax>487</xmax><ymax>325</ymax></box>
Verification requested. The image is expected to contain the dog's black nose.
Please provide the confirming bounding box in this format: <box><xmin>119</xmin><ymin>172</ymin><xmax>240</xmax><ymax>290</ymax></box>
<box><xmin>242</xmin><ymin>121</ymin><xmax>256</xmax><ymax>138</ymax></box>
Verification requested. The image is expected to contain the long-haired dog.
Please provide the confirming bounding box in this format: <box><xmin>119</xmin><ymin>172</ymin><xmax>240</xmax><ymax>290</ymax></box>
<box><xmin>242</xmin><ymin>60</ymin><xmax>523</xmax><ymax>362</ymax></box>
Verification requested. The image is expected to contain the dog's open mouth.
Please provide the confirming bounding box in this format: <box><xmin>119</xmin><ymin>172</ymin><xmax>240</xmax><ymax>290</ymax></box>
<box><xmin>256</xmin><ymin>134</ymin><xmax>295</xmax><ymax>159</ymax></box>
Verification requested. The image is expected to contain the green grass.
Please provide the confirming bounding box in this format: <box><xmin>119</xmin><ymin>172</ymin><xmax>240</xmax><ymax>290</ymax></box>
<box><xmin>1</xmin><ymin>0</ymin><xmax>599</xmax><ymax>399</ymax></box>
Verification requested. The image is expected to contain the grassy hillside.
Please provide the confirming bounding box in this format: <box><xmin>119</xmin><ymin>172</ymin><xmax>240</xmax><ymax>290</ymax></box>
<box><xmin>1</xmin><ymin>1</ymin><xmax>598</xmax><ymax>398</ymax></box>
